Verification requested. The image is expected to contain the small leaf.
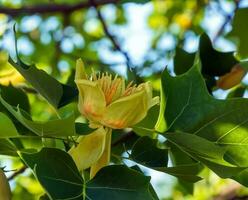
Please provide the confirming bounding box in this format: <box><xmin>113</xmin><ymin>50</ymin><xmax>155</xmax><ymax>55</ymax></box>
<box><xmin>130</xmin><ymin>136</ymin><xmax>168</xmax><ymax>168</ymax></box>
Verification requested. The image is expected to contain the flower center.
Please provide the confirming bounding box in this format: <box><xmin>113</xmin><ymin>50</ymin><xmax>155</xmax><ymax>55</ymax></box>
<box><xmin>91</xmin><ymin>72</ymin><xmax>139</xmax><ymax>105</ymax></box>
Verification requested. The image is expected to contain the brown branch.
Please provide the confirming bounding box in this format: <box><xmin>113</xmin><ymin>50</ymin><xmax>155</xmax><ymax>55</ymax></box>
<box><xmin>213</xmin><ymin>0</ymin><xmax>241</xmax><ymax>43</ymax></box>
<box><xmin>7</xmin><ymin>165</ymin><xmax>27</xmax><ymax>181</ymax></box>
<box><xmin>0</xmin><ymin>0</ymin><xmax>118</xmax><ymax>16</ymax></box>
<box><xmin>90</xmin><ymin>0</ymin><xmax>133</xmax><ymax>70</ymax></box>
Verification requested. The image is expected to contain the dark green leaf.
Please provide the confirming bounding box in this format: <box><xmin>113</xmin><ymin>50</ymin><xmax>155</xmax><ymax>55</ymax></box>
<box><xmin>75</xmin><ymin>122</ymin><xmax>95</xmax><ymax>135</ymax></box>
<box><xmin>130</xmin><ymin>165</ymin><xmax>159</xmax><ymax>200</ymax></box>
<box><xmin>0</xmin><ymin>84</ymin><xmax>30</xmax><ymax>113</ymax></box>
<box><xmin>130</xmin><ymin>136</ymin><xmax>168</xmax><ymax>168</ymax></box>
<box><xmin>8</xmin><ymin>57</ymin><xmax>78</xmax><ymax>109</ymax></box>
<box><xmin>200</xmin><ymin>33</ymin><xmax>238</xmax><ymax>76</ymax></box>
<box><xmin>86</xmin><ymin>165</ymin><xmax>155</xmax><ymax>200</ymax></box>
<box><xmin>164</xmin><ymin>132</ymin><xmax>244</xmax><ymax>178</ymax></box>
<box><xmin>174</xmin><ymin>47</ymin><xmax>196</xmax><ymax>75</ymax></box>
<box><xmin>19</xmin><ymin>148</ymin><xmax>84</xmax><ymax>200</ymax></box>
<box><xmin>157</xmin><ymin>64</ymin><xmax>248</xmax><ymax>179</ymax></box>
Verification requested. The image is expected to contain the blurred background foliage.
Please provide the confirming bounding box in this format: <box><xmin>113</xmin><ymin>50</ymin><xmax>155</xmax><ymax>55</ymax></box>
<box><xmin>1</xmin><ymin>0</ymin><xmax>248</xmax><ymax>199</ymax></box>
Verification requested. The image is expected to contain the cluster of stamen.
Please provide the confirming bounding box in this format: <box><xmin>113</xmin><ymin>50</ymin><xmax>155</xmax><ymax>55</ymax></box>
<box><xmin>91</xmin><ymin>71</ymin><xmax>139</xmax><ymax>105</ymax></box>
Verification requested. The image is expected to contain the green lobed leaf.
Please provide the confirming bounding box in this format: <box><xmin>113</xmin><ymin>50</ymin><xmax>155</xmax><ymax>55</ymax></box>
<box><xmin>86</xmin><ymin>165</ymin><xmax>156</xmax><ymax>200</ymax></box>
<box><xmin>0</xmin><ymin>94</ymin><xmax>77</xmax><ymax>137</ymax></box>
<box><xmin>130</xmin><ymin>165</ymin><xmax>159</xmax><ymax>200</ymax></box>
<box><xmin>164</xmin><ymin>132</ymin><xmax>245</xmax><ymax>178</ymax></box>
<box><xmin>174</xmin><ymin>34</ymin><xmax>238</xmax><ymax>78</ymax></box>
<box><xmin>8</xmin><ymin>56</ymin><xmax>78</xmax><ymax>109</ymax></box>
<box><xmin>174</xmin><ymin>47</ymin><xmax>196</xmax><ymax>75</ymax></box>
<box><xmin>130</xmin><ymin>137</ymin><xmax>202</xmax><ymax>182</ymax></box>
<box><xmin>157</xmin><ymin>64</ymin><xmax>248</xmax><ymax>179</ymax></box>
<box><xmin>19</xmin><ymin>148</ymin><xmax>84</xmax><ymax>200</ymax></box>
<box><xmin>199</xmin><ymin>33</ymin><xmax>238</xmax><ymax>76</ymax></box>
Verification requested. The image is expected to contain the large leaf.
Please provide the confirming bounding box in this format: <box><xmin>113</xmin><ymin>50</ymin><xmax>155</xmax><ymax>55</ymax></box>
<box><xmin>157</xmin><ymin>64</ymin><xmax>248</xmax><ymax>179</ymax></box>
<box><xmin>8</xmin><ymin>56</ymin><xmax>78</xmax><ymax>109</ymax></box>
<box><xmin>20</xmin><ymin>148</ymin><xmax>158</xmax><ymax>200</ymax></box>
<box><xmin>86</xmin><ymin>165</ymin><xmax>156</xmax><ymax>200</ymax></box>
<box><xmin>19</xmin><ymin>148</ymin><xmax>84</xmax><ymax>200</ymax></box>
<box><xmin>228</xmin><ymin>8</ymin><xmax>248</xmax><ymax>59</ymax></box>
<box><xmin>0</xmin><ymin>94</ymin><xmax>77</xmax><ymax>137</ymax></box>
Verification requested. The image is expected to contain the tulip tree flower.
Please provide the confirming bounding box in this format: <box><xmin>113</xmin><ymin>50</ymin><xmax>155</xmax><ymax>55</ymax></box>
<box><xmin>69</xmin><ymin>59</ymin><xmax>159</xmax><ymax>178</ymax></box>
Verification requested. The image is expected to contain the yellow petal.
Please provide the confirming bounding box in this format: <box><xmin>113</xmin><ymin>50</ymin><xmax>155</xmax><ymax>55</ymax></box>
<box><xmin>75</xmin><ymin>59</ymin><xmax>87</xmax><ymax>80</ymax></box>
<box><xmin>68</xmin><ymin>127</ymin><xmax>106</xmax><ymax>171</ymax></box>
<box><xmin>143</xmin><ymin>82</ymin><xmax>160</xmax><ymax>108</ymax></box>
<box><xmin>90</xmin><ymin>128</ymin><xmax>112</xmax><ymax>179</ymax></box>
<box><xmin>102</xmin><ymin>89</ymin><xmax>149</xmax><ymax>129</ymax></box>
<box><xmin>0</xmin><ymin>169</ymin><xmax>11</xmax><ymax>200</ymax></box>
<box><xmin>76</xmin><ymin>79</ymin><xmax>106</xmax><ymax>122</ymax></box>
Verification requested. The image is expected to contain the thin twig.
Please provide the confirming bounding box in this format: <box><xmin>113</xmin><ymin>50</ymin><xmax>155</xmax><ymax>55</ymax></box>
<box><xmin>0</xmin><ymin>0</ymin><xmax>118</xmax><ymax>16</ymax></box>
<box><xmin>213</xmin><ymin>0</ymin><xmax>241</xmax><ymax>43</ymax></box>
<box><xmin>90</xmin><ymin>0</ymin><xmax>133</xmax><ymax>70</ymax></box>
<box><xmin>7</xmin><ymin>165</ymin><xmax>27</xmax><ymax>181</ymax></box>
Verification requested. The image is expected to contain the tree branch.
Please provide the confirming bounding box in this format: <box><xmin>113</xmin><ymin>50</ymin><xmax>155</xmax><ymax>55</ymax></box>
<box><xmin>213</xmin><ymin>0</ymin><xmax>241</xmax><ymax>43</ymax></box>
<box><xmin>7</xmin><ymin>165</ymin><xmax>27</xmax><ymax>181</ymax></box>
<box><xmin>0</xmin><ymin>0</ymin><xmax>118</xmax><ymax>16</ymax></box>
<box><xmin>90</xmin><ymin>0</ymin><xmax>133</xmax><ymax>70</ymax></box>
